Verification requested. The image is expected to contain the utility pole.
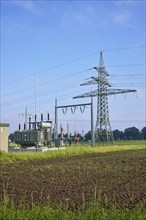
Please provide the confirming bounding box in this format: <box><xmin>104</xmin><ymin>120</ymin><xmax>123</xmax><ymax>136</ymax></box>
<box><xmin>54</xmin><ymin>99</ymin><xmax>58</xmax><ymax>146</ymax></box>
<box><xmin>91</xmin><ymin>96</ymin><xmax>95</xmax><ymax>147</ymax></box>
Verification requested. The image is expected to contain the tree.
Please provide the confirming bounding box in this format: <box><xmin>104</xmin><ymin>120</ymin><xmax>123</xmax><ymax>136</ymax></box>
<box><xmin>141</xmin><ymin>127</ymin><xmax>146</xmax><ymax>140</ymax></box>
<box><xmin>113</xmin><ymin>129</ymin><xmax>124</xmax><ymax>140</ymax></box>
<box><xmin>124</xmin><ymin>127</ymin><xmax>141</xmax><ymax>140</ymax></box>
<box><xmin>84</xmin><ymin>131</ymin><xmax>91</xmax><ymax>141</ymax></box>
<box><xmin>9</xmin><ymin>133</ymin><xmax>14</xmax><ymax>142</ymax></box>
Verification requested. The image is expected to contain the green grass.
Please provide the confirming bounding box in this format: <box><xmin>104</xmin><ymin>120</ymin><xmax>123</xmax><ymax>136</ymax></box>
<box><xmin>0</xmin><ymin>140</ymin><xmax>145</xmax><ymax>162</ymax></box>
<box><xmin>114</xmin><ymin>140</ymin><xmax>146</xmax><ymax>146</ymax></box>
<box><xmin>0</xmin><ymin>198</ymin><xmax>146</xmax><ymax>220</ymax></box>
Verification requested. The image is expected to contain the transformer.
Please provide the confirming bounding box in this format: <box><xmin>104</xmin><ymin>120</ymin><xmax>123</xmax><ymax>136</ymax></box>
<box><xmin>14</xmin><ymin>113</ymin><xmax>52</xmax><ymax>148</ymax></box>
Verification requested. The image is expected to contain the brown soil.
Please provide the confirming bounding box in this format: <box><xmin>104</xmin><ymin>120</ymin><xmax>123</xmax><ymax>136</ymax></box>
<box><xmin>0</xmin><ymin>150</ymin><xmax>146</xmax><ymax>210</ymax></box>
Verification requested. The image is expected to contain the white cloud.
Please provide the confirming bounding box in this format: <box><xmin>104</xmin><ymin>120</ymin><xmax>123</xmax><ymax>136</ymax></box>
<box><xmin>14</xmin><ymin>0</ymin><xmax>33</xmax><ymax>10</ymax></box>
<box><xmin>113</xmin><ymin>11</ymin><xmax>131</xmax><ymax>25</ymax></box>
<box><xmin>114</xmin><ymin>0</ymin><xmax>140</xmax><ymax>7</ymax></box>
<box><xmin>61</xmin><ymin>5</ymin><xmax>109</xmax><ymax>29</ymax></box>
<box><xmin>136</xmin><ymin>88</ymin><xmax>146</xmax><ymax>100</ymax></box>
<box><xmin>12</xmin><ymin>0</ymin><xmax>38</xmax><ymax>13</ymax></box>
<box><xmin>61</xmin><ymin>6</ymin><xmax>94</xmax><ymax>27</ymax></box>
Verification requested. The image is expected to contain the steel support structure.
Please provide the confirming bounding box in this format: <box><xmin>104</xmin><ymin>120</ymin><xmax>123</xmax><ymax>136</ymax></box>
<box><xmin>55</xmin><ymin>99</ymin><xmax>95</xmax><ymax>147</ymax></box>
<box><xmin>73</xmin><ymin>52</ymin><xmax>136</xmax><ymax>144</ymax></box>
<box><xmin>91</xmin><ymin>96</ymin><xmax>95</xmax><ymax>146</ymax></box>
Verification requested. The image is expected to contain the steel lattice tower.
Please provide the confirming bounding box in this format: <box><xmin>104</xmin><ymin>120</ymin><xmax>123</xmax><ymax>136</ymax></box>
<box><xmin>95</xmin><ymin>52</ymin><xmax>114</xmax><ymax>143</ymax></box>
<box><xmin>73</xmin><ymin>51</ymin><xmax>136</xmax><ymax>144</ymax></box>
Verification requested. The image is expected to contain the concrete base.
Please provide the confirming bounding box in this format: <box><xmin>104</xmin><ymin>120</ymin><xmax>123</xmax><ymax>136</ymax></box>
<box><xmin>9</xmin><ymin>147</ymin><xmax>66</xmax><ymax>153</ymax></box>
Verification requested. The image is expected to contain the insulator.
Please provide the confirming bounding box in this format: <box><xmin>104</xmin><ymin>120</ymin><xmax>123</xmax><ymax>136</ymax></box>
<box><xmin>62</xmin><ymin>107</ymin><xmax>67</xmax><ymax>114</ymax></box>
<box><xmin>34</xmin><ymin>114</ymin><xmax>37</xmax><ymax>129</ymax></box>
<box><xmin>29</xmin><ymin>117</ymin><xmax>31</xmax><ymax>129</ymax></box>
<box><xmin>71</xmin><ymin>107</ymin><xmax>76</xmax><ymax>113</ymax></box>
<box><xmin>41</xmin><ymin>114</ymin><xmax>43</xmax><ymax>121</ymax></box>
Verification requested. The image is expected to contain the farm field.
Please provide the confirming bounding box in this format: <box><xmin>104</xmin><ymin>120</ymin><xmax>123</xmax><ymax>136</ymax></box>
<box><xmin>0</xmin><ymin>144</ymin><xmax>146</xmax><ymax>219</ymax></box>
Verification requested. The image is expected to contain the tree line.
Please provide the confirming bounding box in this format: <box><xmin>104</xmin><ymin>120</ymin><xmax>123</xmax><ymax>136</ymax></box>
<box><xmin>84</xmin><ymin>127</ymin><xmax>146</xmax><ymax>141</ymax></box>
<box><xmin>9</xmin><ymin>126</ymin><xmax>146</xmax><ymax>142</ymax></box>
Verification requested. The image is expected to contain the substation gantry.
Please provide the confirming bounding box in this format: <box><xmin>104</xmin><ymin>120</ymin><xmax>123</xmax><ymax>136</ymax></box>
<box><xmin>54</xmin><ymin>100</ymin><xmax>94</xmax><ymax>147</ymax></box>
<box><xmin>73</xmin><ymin>52</ymin><xmax>137</xmax><ymax>144</ymax></box>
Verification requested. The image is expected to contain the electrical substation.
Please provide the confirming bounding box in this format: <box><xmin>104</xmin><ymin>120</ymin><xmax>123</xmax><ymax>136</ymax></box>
<box><xmin>14</xmin><ymin>51</ymin><xmax>137</xmax><ymax>148</ymax></box>
<box><xmin>14</xmin><ymin>113</ymin><xmax>52</xmax><ymax>148</ymax></box>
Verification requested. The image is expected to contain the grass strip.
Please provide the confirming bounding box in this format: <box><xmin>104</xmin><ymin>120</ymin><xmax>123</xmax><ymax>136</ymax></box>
<box><xmin>0</xmin><ymin>140</ymin><xmax>145</xmax><ymax>162</ymax></box>
<box><xmin>0</xmin><ymin>201</ymin><xmax>146</xmax><ymax>220</ymax></box>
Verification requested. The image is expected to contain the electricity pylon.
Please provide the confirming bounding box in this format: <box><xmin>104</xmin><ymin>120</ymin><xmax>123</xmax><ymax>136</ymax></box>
<box><xmin>73</xmin><ymin>51</ymin><xmax>136</xmax><ymax>144</ymax></box>
<box><xmin>94</xmin><ymin>52</ymin><xmax>113</xmax><ymax>143</ymax></box>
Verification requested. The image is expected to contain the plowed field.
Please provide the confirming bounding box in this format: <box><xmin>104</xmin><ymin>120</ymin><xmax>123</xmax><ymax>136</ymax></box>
<box><xmin>0</xmin><ymin>150</ymin><xmax>145</xmax><ymax>210</ymax></box>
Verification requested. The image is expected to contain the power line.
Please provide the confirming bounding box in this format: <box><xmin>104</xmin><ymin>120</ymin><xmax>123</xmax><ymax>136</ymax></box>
<box><xmin>3</xmin><ymin>62</ymin><xmax>145</xmax><ymax>91</ymax></box>
<box><xmin>1</xmin><ymin>63</ymin><xmax>145</xmax><ymax>98</ymax></box>
<box><xmin>2</xmin><ymin>80</ymin><xmax>143</xmax><ymax>110</ymax></box>
<box><xmin>2</xmin><ymin>45</ymin><xmax>145</xmax><ymax>85</ymax></box>
<box><xmin>1</xmin><ymin>46</ymin><xmax>145</xmax><ymax>117</ymax></box>
<box><xmin>106</xmin><ymin>63</ymin><xmax>145</xmax><ymax>68</ymax></box>
<box><xmin>58</xmin><ymin>119</ymin><xmax>145</xmax><ymax>123</ymax></box>
<box><xmin>1</xmin><ymin>69</ymin><xmax>88</xmax><ymax>97</ymax></box>
<box><xmin>102</xmin><ymin>45</ymin><xmax>145</xmax><ymax>52</ymax></box>
<box><xmin>120</xmin><ymin>75</ymin><xmax>145</xmax><ymax>77</ymax></box>
<box><xmin>3</xmin><ymin>63</ymin><xmax>145</xmax><ymax>87</ymax></box>
<box><xmin>1</xmin><ymin>76</ymin><xmax>144</xmax><ymax>110</ymax></box>
<box><xmin>1</xmin><ymin>82</ymin><xmax>144</xmax><ymax>114</ymax></box>
<box><xmin>1</xmin><ymin>77</ymin><xmax>83</xmax><ymax>98</ymax></box>
<box><xmin>1</xmin><ymin>85</ymin><xmax>90</xmax><ymax>111</ymax></box>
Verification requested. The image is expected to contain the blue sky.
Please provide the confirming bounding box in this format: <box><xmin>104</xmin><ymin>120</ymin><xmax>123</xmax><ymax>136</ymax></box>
<box><xmin>1</xmin><ymin>0</ymin><xmax>145</xmax><ymax>134</ymax></box>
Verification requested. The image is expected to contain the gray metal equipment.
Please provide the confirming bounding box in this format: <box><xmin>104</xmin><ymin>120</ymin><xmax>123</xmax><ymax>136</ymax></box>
<box><xmin>14</xmin><ymin>113</ymin><xmax>52</xmax><ymax>148</ymax></box>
